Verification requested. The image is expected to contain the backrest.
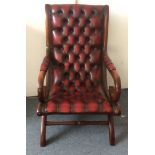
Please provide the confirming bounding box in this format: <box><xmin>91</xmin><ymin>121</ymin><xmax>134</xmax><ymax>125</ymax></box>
<box><xmin>45</xmin><ymin>4</ymin><xmax>109</xmax><ymax>94</ymax></box>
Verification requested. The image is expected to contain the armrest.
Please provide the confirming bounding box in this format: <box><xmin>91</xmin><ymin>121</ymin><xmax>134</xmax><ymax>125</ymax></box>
<box><xmin>38</xmin><ymin>55</ymin><xmax>50</xmax><ymax>102</ymax></box>
<box><xmin>104</xmin><ymin>54</ymin><xmax>121</xmax><ymax>114</ymax></box>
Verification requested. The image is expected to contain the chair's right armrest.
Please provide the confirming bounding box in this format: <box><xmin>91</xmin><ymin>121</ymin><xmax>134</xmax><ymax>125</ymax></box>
<box><xmin>103</xmin><ymin>54</ymin><xmax>121</xmax><ymax>103</ymax></box>
<box><xmin>103</xmin><ymin>54</ymin><xmax>121</xmax><ymax>115</ymax></box>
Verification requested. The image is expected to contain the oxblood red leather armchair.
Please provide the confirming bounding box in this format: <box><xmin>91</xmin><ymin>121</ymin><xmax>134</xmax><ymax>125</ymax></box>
<box><xmin>37</xmin><ymin>4</ymin><xmax>121</xmax><ymax>147</ymax></box>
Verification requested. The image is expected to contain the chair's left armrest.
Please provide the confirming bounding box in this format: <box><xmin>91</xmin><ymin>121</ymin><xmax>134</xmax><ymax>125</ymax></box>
<box><xmin>38</xmin><ymin>55</ymin><xmax>50</xmax><ymax>102</ymax></box>
<box><xmin>104</xmin><ymin>55</ymin><xmax>121</xmax><ymax>115</ymax></box>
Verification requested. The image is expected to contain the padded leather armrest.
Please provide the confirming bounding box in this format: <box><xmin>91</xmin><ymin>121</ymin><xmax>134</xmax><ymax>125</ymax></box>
<box><xmin>38</xmin><ymin>56</ymin><xmax>50</xmax><ymax>102</ymax></box>
<box><xmin>103</xmin><ymin>54</ymin><xmax>121</xmax><ymax>103</ymax></box>
<box><xmin>104</xmin><ymin>54</ymin><xmax>121</xmax><ymax>115</ymax></box>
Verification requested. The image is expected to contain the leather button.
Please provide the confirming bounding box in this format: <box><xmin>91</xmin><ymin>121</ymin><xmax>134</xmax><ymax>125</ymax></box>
<box><xmin>64</xmin><ymin>72</ymin><xmax>69</xmax><ymax>79</ymax></box>
<box><xmin>91</xmin><ymin>9</ymin><xmax>97</xmax><ymax>16</ymax></box>
<box><xmin>70</xmin><ymin>27</ymin><xmax>74</xmax><ymax>33</ymax></box>
<box><xmin>80</xmin><ymin>64</ymin><xmax>85</xmax><ymax>70</ymax></box>
<box><xmin>64</xmin><ymin>54</ymin><xmax>68</xmax><ymax>61</ymax></box>
<box><xmin>81</xmin><ymin>45</ymin><xmax>84</xmax><ymax>51</ymax></box>
<box><xmin>80</xmin><ymin>27</ymin><xmax>85</xmax><ymax>33</ymax></box>
<box><xmin>69</xmin><ymin>46</ymin><xmax>74</xmax><ymax>51</ymax></box>
<box><xmin>86</xmin><ymin>73</ymin><xmax>90</xmax><ymax>79</ymax></box>
<box><xmin>69</xmin><ymin>10</ymin><xmax>73</xmax><ymax>16</ymax></box>
<box><xmin>63</xmin><ymin>18</ymin><xmax>68</xmax><ymax>25</ymax></box>
<box><xmin>85</xmin><ymin>36</ymin><xmax>90</xmax><ymax>43</ymax></box>
<box><xmin>74</xmin><ymin>36</ymin><xmax>79</xmax><ymax>43</ymax></box>
<box><xmin>86</xmin><ymin>19</ymin><xmax>91</xmax><ymax>25</ymax></box>
<box><xmin>57</xmin><ymin>10</ymin><xmax>63</xmax><ymax>15</ymax></box>
<box><xmin>75</xmin><ymin>55</ymin><xmax>79</xmax><ymax>61</ymax></box>
<box><xmin>63</xmin><ymin>36</ymin><xmax>68</xmax><ymax>43</ymax></box>
<box><xmin>57</xmin><ymin>28</ymin><xmax>63</xmax><ymax>33</ymax></box>
<box><xmin>86</xmin><ymin>55</ymin><xmax>90</xmax><ymax>61</ymax></box>
<box><xmin>69</xmin><ymin>64</ymin><xmax>74</xmax><ymax>70</ymax></box>
<box><xmin>75</xmin><ymin>72</ymin><xmax>80</xmax><ymax>79</ymax></box>
<box><xmin>80</xmin><ymin>10</ymin><xmax>85</xmax><ymax>16</ymax></box>
<box><xmin>74</xmin><ymin>18</ymin><xmax>79</xmax><ymax>25</ymax></box>
<box><xmin>59</xmin><ymin>63</ymin><xmax>64</xmax><ymax>69</ymax></box>
<box><xmin>91</xmin><ymin>28</ymin><xmax>95</xmax><ymax>33</ymax></box>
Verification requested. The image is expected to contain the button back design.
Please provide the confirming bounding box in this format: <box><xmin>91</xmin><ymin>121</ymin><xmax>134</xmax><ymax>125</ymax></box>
<box><xmin>47</xmin><ymin>5</ymin><xmax>104</xmax><ymax>92</ymax></box>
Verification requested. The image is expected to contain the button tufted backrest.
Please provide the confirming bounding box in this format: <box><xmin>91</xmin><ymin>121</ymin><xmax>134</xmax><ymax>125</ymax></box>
<box><xmin>45</xmin><ymin>4</ymin><xmax>109</xmax><ymax>94</ymax></box>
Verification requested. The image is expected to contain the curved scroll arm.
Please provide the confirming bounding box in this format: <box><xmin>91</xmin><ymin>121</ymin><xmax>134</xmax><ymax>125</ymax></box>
<box><xmin>38</xmin><ymin>55</ymin><xmax>50</xmax><ymax>103</ymax></box>
<box><xmin>104</xmin><ymin>55</ymin><xmax>121</xmax><ymax>115</ymax></box>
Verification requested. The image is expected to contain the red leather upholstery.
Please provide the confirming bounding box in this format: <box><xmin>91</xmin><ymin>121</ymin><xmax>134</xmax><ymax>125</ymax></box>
<box><xmin>46</xmin><ymin>87</ymin><xmax>112</xmax><ymax>114</ymax></box>
<box><xmin>39</xmin><ymin>4</ymin><xmax>113</xmax><ymax>114</ymax></box>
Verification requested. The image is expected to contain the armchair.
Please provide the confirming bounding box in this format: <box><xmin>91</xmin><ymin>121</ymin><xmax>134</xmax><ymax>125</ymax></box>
<box><xmin>37</xmin><ymin>4</ymin><xmax>121</xmax><ymax>146</ymax></box>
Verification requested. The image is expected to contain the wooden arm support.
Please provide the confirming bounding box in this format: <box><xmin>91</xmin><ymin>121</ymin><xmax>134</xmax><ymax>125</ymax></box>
<box><xmin>38</xmin><ymin>85</ymin><xmax>47</xmax><ymax>103</ymax></box>
<box><xmin>104</xmin><ymin>55</ymin><xmax>121</xmax><ymax>115</ymax></box>
<box><xmin>38</xmin><ymin>55</ymin><xmax>50</xmax><ymax>103</ymax></box>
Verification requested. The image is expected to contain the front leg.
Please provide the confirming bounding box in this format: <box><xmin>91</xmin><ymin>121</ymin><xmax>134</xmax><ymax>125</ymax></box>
<box><xmin>108</xmin><ymin>114</ymin><xmax>115</xmax><ymax>145</ymax></box>
<box><xmin>40</xmin><ymin>115</ymin><xmax>47</xmax><ymax>147</ymax></box>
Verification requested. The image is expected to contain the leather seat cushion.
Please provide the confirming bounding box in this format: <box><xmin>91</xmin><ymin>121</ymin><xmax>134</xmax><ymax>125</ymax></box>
<box><xmin>46</xmin><ymin>87</ymin><xmax>112</xmax><ymax>114</ymax></box>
